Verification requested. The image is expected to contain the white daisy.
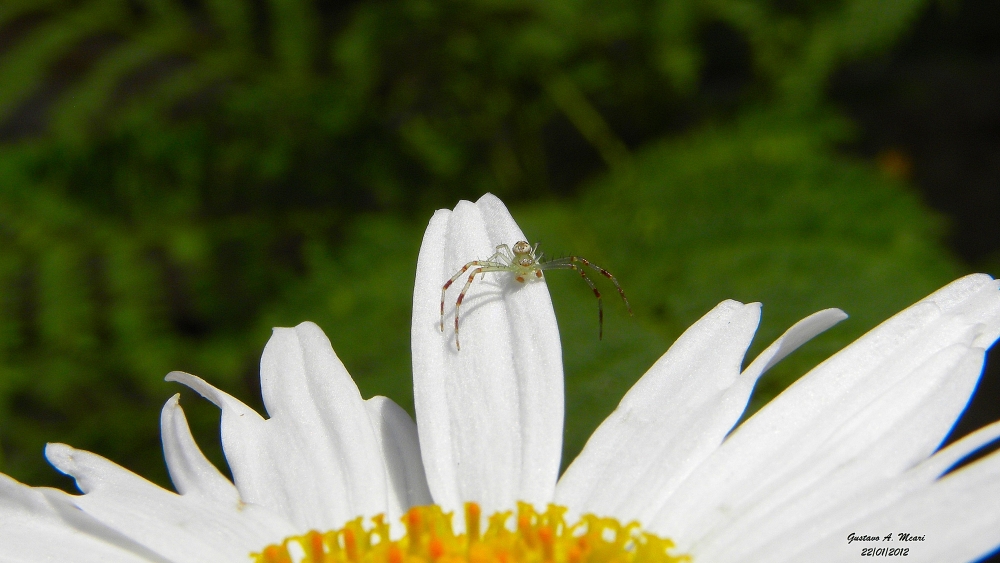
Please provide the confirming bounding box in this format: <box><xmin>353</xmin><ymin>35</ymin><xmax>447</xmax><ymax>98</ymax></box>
<box><xmin>1</xmin><ymin>193</ymin><xmax>999</xmax><ymax>563</ymax></box>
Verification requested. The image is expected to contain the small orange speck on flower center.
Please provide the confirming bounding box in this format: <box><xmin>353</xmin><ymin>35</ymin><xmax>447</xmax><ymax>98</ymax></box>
<box><xmin>408</xmin><ymin>508</ymin><xmax>424</xmax><ymax>554</ymax></box>
<box><xmin>263</xmin><ymin>544</ymin><xmax>290</xmax><ymax>563</ymax></box>
<box><xmin>389</xmin><ymin>544</ymin><xmax>405</xmax><ymax>563</ymax></box>
<box><xmin>251</xmin><ymin>503</ymin><xmax>689</xmax><ymax>563</ymax></box>
<box><xmin>307</xmin><ymin>530</ymin><xmax>325</xmax><ymax>560</ymax></box>
<box><xmin>568</xmin><ymin>544</ymin><xmax>583</xmax><ymax>563</ymax></box>
<box><xmin>517</xmin><ymin>513</ymin><xmax>533</xmax><ymax>548</ymax></box>
<box><xmin>466</xmin><ymin>503</ymin><xmax>481</xmax><ymax>544</ymax></box>
<box><xmin>344</xmin><ymin>527</ymin><xmax>358</xmax><ymax>562</ymax></box>
<box><xmin>538</xmin><ymin>525</ymin><xmax>554</xmax><ymax>562</ymax></box>
<box><xmin>429</xmin><ymin>537</ymin><xmax>446</xmax><ymax>559</ymax></box>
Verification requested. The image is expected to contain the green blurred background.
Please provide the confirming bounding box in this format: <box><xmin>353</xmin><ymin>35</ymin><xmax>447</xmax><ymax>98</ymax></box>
<box><xmin>1</xmin><ymin>0</ymin><xmax>998</xmax><ymax>502</ymax></box>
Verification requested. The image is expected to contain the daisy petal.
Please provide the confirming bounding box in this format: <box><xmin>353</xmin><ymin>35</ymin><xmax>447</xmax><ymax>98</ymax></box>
<box><xmin>691</xmin><ymin>343</ymin><xmax>986</xmax><ymax>562</ymax></box>
<box><xmin>411</xmin><ymin>194</ymin><xmax>564</xmax><ymax>515</ymax></box>
<box><xmin>160</xmin><ymin>393</ymin><xmax>241</xmax><ymax>504</ymax></box>
<box><xmin>364</xmin><ymin>395</ymin><xmax>433</xmax><ymax>526</ymax></box>
<box><xmin>0</xmin><ymin>473</ymin><xmax>162</xmax><ymax>563</ymax></box>
<box><xmin>652</xmin><ymin>274</ymin><xmax>1000</xmax><ymax>555</ymax></box>
<box><xmin>740</xmin><ymin>308</ymin><xmax>849</xmax><ymax>381</ymax></box>
<box><xmin>164</xmin><ymin>370</ymin><xmax>289</xmax><ymax>517</ymax></box>
<box><xmin>712</xmin><ymin>307</ymin><xmax>849</xmax><ymax>455</ymax></box>
<box><xmin>167</xmin><ymin>326</ymin><xmax>391</xmax><ymax>533</ymax></box>
<box><xmin>916</xmin><ymin>418</ymin><xmax>1000</xmax><ymax>480</ymax></box>
<box><xmin>258</xmin><ymin>322</ymin><xmax>389</xmax><ymax>522</ymax></box>
<box><xmin>781</xmin><ymin>448</ymin><xmax>1000</xmax><ymax>563</ymax></box>
<box><xmin>45</xmin><ymin>443</ymin><xmax>295</xmax><ymax>563</ymax></box>
<box><xmin>779</xmin><ymin>419</ymin><xmax>1000</xmax><ymax>563</ymax></box>
<box><xmin>555</xmin><ymin>300</ymin><xmax>762</xmax><ymax>522</ymax></box>
<box><xmin>555</xmin><ymin>304</ymin><xmax>846</xmax><ymax>525</ymax></box>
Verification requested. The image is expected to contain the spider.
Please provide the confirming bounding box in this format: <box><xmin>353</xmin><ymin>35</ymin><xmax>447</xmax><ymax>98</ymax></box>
<box><xmin>440</xmin><ymin>240</ymin><xmax>632</xmax><ymax>350</ymax></box>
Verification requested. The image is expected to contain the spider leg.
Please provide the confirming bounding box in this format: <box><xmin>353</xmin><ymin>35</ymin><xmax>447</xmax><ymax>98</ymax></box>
<box><xmin>548</xmin><ymin>256</ymin><xmax>632</xmax><ymax>315</ymax></box>
<box><xmin>442</xmin><ymin>260</ymin><xmax>489</xmax><ymax>331</ymax></box>
<box><xmin>494</xmin><ymin>244</ymin><xmax>512</xmax><ymax>261</ymax></box>
<box><xmin>452</xmin><ymin>265</ymin><xmax>508</xmax><ymax>350</ymax></box>
<box><xmin>453</xmin><ymin>266</ymin><xmax>484</xmax><ymax>351</ymax></box>
<box><xmin>542</xmin><ymin>262</ymin><xmax>605</xmax><ymax>339</ymax></box>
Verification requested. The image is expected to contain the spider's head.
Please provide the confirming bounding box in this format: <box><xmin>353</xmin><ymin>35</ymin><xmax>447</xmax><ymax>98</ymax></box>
<box><xmin>511</xmin><ymin>240</ymin><xmax>542</xmax><ymax>282</ymax></box>
<box><xmin>512</xmin><ymin>240</ymin><xmax>532</xmax><ymax>255</ymax></box>
<box><xmin>512</xmin><ymin>240</ymin><xmax>536</xmax><ymax>268</ymax></box>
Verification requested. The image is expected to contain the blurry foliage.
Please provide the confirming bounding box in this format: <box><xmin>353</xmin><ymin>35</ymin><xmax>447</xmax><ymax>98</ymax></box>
<box><xmin>0</xmin><ymin>0</ymin><xmax>960</xmax><ymax>489</ymax></box>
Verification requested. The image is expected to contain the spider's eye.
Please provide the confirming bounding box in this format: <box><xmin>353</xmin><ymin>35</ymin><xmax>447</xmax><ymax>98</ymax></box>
<box><xmin>512</xmin><ymin>241</ymin><xmax>531</xmax><ymax>254</ymax></box>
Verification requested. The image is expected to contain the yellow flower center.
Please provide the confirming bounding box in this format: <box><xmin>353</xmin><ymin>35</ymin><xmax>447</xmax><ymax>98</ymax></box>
<box><xmin>252</xmin><ymin>503</ymin><xmax>689</xmax><ymax>563</ymax></box>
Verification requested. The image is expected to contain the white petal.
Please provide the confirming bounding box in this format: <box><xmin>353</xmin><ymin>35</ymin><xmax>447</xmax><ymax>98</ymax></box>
<box><xmin>651</xmin><ymin>274</ymin><xmax>1000</xmax><ymax>555</ymax></box>
<box><xmin>779</xmin><ymin>447</ymin><xmax>1000</xmax><ymax>563</ymax></box>
<box><xmin>740</xmin><ymin>308</ymin><xmax>849</xmax><ymax>381</ymax></box>
<box><xmin>915</xmin><ymin>418</ymin><xmax>1000</xmax><ymax>480</ymax></box>
<box><xmin>364</xmin><ymin>395</ymin><xmax>433</xmax><ymax>527</ymax></box>
<box><xmin>0</xmin><ymin>472</ymin><xmax>162</xmax><ymax>563</ymax></box>
<box><xmin>167</xmin><ymin>323</ymin><xmax>390</xmax><ymax>531</ymax></box>
<box><xmin>160</xmin><ymin>394</ymin><xmax>241</xmax><ymax>504</ymax></box>
<box><xmin>164</xmin><ymin>371</ymin><xmax>291</xmax><ymax>519</ymax></box>
<box><xmin>555</xmin><ymin>300</ymin><xmax>760</xmax><ymax>520</ymax></box>
<box><xmin>259</xmin><ymin>322</ymin><xmax>388</xmax><ymax>522</ymax></box>
<box><xmin>692</xmin><ymin>344</ymin><xmax>986</xmax><ymax>562</ymax></box>
<box><xmin>44</xmin><ymin>443</ymin><xmax>295</xmax><ymax>563</ymax></box>
<box><xmin>555</xmin><ymin>304</ymin><xmax>844</xmax><ymax>523</ymax></box>
<box><xmin>411</xmin><ymin>194</ymin><xmax>564</xmax><ymax>515</ymax></box>
<box><xmin>750</xmin><ymin>388</ymin><xmax>1000</xmax><ymax>563</ymax></box>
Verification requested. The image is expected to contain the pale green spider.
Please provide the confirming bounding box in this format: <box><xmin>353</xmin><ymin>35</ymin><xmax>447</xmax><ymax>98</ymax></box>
<box><xmin>440</xmin><ymin>240</ymin><xmax>632</xmax><ymax>350</ymax></box>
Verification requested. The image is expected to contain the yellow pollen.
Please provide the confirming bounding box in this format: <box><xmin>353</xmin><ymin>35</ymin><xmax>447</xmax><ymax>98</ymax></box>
<box><xmin>251</xmin><ymin>503</ymin><xmax>689</xmax><ymax>563</ymax></box>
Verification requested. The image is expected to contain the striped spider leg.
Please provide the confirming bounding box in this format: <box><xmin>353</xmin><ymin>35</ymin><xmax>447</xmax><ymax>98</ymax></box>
<box><xmin>440</xmin><ymin>242</ymin><xmax>542</xmax><ymax>350</ymax></box>
<box><xmin>539</xmin><ymin>255</ymin><xmax>632</xmax><ymax>339</ymax></box>
<box><xmin>440</xmin><ymin>240</ymin><xmax>631</xmax><ymax>350</ymax></box>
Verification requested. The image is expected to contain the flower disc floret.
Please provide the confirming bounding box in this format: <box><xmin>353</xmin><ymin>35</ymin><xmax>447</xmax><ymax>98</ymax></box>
<box><xmin>252</xmin><ymin>503</ymin><xmax>689</xmax><ymax>563</ymax></box>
